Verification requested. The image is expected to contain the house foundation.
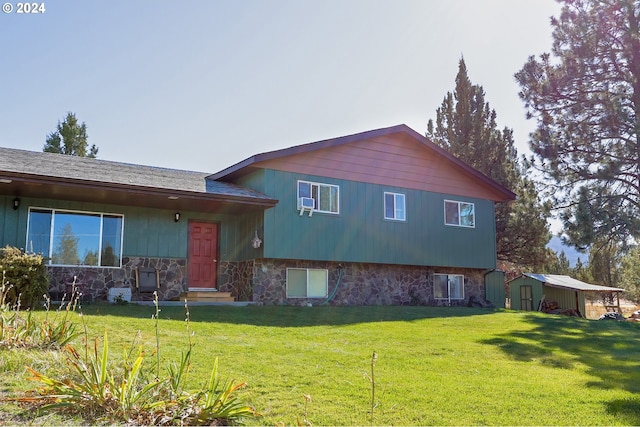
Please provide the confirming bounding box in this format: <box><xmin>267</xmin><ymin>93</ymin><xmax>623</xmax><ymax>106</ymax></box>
<box><xmin>47</xmin><ymin>257</ymin><xmax>486</xmax><ymax>306</ymax></box>
<box><xmin>219</xmin><ymin>259</ymin><xmax>486</xmax><ymax>306</ymax></box>
<box><xmin>47</xmin><ymin>256</ymin><xmax>187</xmax><ymax>302</ymax></box>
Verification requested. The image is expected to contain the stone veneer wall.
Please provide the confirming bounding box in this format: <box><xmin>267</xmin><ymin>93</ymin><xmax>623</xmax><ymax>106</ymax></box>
<box><xmin>218</xmin><ymin>260</ymin><xmax>254</xmax><ymax>300</ymax></box>
<box><xmin>246</xmin><ymin>258</ymin><xmax>486</xmax><ymax>306</ymax></box>
<box><xmin>46</xmin><ymin>256</ymin><xmax>487</xmax><ymax>305</ymax></box>
<box><xmin>47</xmin><ymin>257</ymin><xmax>187</xmax><ymax>302</ymax></box>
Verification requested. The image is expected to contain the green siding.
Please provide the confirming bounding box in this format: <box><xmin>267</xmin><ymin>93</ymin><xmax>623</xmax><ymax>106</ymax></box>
<box><xmin>1</xmin><ymin>195</ymin><xmax>25</xmax><ymax>248</ymax></box>
<box><xmin>257</xmin><ymin>170</ymin><xmax>497</xmax><ymax>268</ymax></box>
<box><xmin>0</xmin><ymin>196</ymin><xmax>255</xmax><ymax>262</ymax></box>
<box><xmin>124</xmin><ymin>207</ymin><xmax>185</xmax><ymax>257</ymax></box>
<box><xmin>222</xmin><ymin>211</ymin><xmax>263</xmax><ymax>261</ymax></box>
<box><xmin>234</xmin><ymin>169</ymin><xmax>267</xmax><ymax>194</ymax></box>
<box><xmin>509</xmin><ymin>276</ymin><xmax>587</xmax><ymax>315</ymax></box>
<box><xmin>509</xmin><ymin>277</ymin><xmax>544</xmax><ymax>311</ymax></box>
<box><xmin>543</xmin><ymin>285</ymin><xmax>585</xmax><ymax>314</ymax></box>
<box><xmin>228</xmin><ymin>172</ymin><xmax>267</xmax><ymax>260</ymax></box>
<box><xmin>485</xmin><ymin>270</ymin><xmax>506</xmax><ymax>308</ymax></box>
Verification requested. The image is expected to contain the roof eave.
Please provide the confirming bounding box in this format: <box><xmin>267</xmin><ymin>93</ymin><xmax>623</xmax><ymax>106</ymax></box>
<box><xmin>509</xmin><ymin>273</ymin><xmax>625</xmax><ymax>292</ymax></box>
<box><xmin>542</xmin><ymin>282</ymin><xmax>624</xmax><ymax>293</ymax></box>
<box><xmin>0</xmin><ymin>171</ymin><xmax>278</xmax><ymax>211</ymax></box>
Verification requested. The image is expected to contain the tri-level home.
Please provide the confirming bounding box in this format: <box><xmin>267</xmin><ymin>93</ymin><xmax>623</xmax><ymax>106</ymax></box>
<box><xmin>0</xmin><ymin>124</ymin><xmax>515</xmax><ymax>306</ymax></box>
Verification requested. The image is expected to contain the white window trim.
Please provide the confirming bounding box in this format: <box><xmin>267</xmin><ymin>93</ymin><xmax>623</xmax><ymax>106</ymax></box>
<box><xmin>384</xmin><ymin>192</ymin><xmax>406</xmax><ymax>221</ymax></box>
<box><xmin>434</xmin><ymin>273</ymin><xmax>465</xmax><ymax>301</ymax></box>
<box><xmin>444</xmin><ymin>199</ymin><xmax>475</xmax><ymax>228</ymax></box>
<box><xmin>286</xmin><ymin>268</ymin><xmax>329</xmax><ymax>298</ymax></box>
<box><xmin>26</xmin><ymin>207</ymin><xmax>125</xmax><ymax>268</ymax></box>
<box><xmin>297</xmin><ymin>180</ymin><xmax>340</xmax><ymax>215</ymax></box>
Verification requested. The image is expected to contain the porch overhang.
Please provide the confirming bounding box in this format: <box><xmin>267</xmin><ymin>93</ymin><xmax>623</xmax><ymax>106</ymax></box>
<box><xmin>0</xmin><ymin>171</ymin><xmax>278</xmax><ymax>214</ymax></box>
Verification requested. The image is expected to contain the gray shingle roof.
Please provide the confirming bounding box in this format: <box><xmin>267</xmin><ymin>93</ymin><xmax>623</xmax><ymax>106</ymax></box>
<box><xmin>0</xmin><ymin>146</ymin><xmax>274</xmax><ymax>201</ymax></box>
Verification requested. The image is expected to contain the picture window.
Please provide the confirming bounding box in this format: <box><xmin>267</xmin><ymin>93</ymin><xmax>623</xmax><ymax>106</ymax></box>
<box><xmin>26</xmin><ymin>208</ymin><xmax>124</xmax><ymax>267</ymax></box>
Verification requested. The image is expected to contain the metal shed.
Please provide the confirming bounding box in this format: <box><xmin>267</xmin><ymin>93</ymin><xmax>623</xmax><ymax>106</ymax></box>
<box><xmin>508</xmin><ymin>273</ymin><xmax>624</xmax><ymax>318</ymax></box>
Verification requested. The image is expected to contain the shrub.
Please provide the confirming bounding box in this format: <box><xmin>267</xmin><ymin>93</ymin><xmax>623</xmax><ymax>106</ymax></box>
<box><xmin>0</xmin><ymin>246</ymin><xmax>49</xmax><ymax>308</ymax></box>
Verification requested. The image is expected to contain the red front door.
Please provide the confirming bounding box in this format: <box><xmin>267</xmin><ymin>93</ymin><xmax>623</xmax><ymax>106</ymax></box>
<box><xmin>188</xmin><ymin>222</ymin><xmax>218</xmax><ymax>289</ymax></box>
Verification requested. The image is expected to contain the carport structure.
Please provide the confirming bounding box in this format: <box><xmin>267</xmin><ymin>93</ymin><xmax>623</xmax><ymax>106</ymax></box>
<box><xmin>508</xmin><ymin>273</ymin><xmax>625</xmax><ymax>317</ymax></box>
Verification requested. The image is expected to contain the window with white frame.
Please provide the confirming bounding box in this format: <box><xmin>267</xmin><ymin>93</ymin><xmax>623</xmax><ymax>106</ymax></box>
<box><xmin>384</xmin><ymin>192</ymin><xmax>406</xmax><ymax>221</ymax></box>
<box><xmin>297</xmin><ymin>180</ymin><xmax>339</xmax><ymax>214</ymax></box>
<box><xmin>286</xmin><ymin>268</ymin><xmax>328</xmax><ymax>298</ymax></box>
<box><xmin>26</xmin><ymin>208</ymin><xmax>124</xmax><ymax>267</ymax></box>
<box><xmin>444</xmin><ymin>200</ymin><xmax>475</xmax><ymax>227</ymax></box>
<box><xmin>434</xmin><ymin>274</ymin><xmax>464</xmax><ymax>300</ymax></box>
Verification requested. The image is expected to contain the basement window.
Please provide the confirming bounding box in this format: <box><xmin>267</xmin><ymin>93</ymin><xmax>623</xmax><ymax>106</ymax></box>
<box><xmin>434</xmin><ymin>274</ymin><xmax>464</xmax><ymax>300</ymax></box>
<box><xmin>26</xmin><ymin>208</ymin><xmax>124</xmax><ymax>267</ymax></box>
<box><xmin>287</xmin><ymin>268</ymin><xmax>328</xmax><ymax>298</ymax></box>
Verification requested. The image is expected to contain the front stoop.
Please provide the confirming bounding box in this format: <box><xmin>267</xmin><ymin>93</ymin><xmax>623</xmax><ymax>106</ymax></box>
<box><xmin>133</xmin><ymin>290</ymin><xmax>253</xmax><ymax>306</ymax></box>
<box><xmin>181</xmin><ymin>291</ymin><xmax>235</xmax><ymax>303</ymax></box>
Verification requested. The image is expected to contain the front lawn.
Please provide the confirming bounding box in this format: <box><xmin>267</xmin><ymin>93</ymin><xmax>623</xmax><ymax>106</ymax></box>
<box><xmin>2</xmin><ymin>305</ymin><xmax>640</xmax><ymax>425</ymax></box>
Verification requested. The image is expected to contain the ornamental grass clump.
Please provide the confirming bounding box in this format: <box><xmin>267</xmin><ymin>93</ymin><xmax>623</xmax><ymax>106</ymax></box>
<box><xmin>20</xmin><ymin>292</ymin><xmax>257</xmax><ymax>426</ymax></box>
<box><xmin>23</xmin><ymin>331</ymin><xmax>165</xmax><ymax>422</ymax></box>
<box><xmin>0</xmin><ymin>272</ymin><xmax>80</xmax><ymax>350</ymax></box>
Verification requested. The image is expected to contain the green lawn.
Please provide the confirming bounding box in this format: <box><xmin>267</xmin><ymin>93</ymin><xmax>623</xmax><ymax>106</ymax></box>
<box><xmin>2</xmin><ymin>304</ymin><xmax>640</xmax><ymax>425</ymax></box>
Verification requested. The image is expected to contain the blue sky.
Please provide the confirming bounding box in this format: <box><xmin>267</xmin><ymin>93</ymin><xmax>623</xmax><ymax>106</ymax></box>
<box><xmin>1</xmin><ymin>0</ymin><xmax>561</xmax><ymax>174</ymax></box>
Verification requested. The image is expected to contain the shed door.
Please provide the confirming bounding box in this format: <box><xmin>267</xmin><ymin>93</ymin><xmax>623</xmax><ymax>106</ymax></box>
<box><xmin>520</xmin><ymin>285</ymin><xmax>533</xmax><ymax>311</ymax></box>
<box><xmin>188</xmin><ymin>222</ymin><xmax>218</xmax><ymax>289</ymax></box>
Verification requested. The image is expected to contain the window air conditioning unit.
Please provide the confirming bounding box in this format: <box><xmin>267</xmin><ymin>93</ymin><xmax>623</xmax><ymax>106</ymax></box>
<box><xmin>298</xmin><ymin>197</ymin><xmax>315</xmax><ymax>216</ymax></box>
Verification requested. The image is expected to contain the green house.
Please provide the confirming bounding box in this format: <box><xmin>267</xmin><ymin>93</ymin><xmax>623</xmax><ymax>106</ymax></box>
<box><xmin>0</xmin><ymin>124</ymin><xmax>515</xmax><ymax>306</ymax></box>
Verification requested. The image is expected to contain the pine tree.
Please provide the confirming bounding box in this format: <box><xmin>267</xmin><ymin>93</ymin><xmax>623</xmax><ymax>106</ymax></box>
<box><xmin>427</xmin><ymin>58</ymin><xmax>551</xmax><ymax>268</ymax></box>
<box><xmin>515</xmin><ymin>0</ymin><xmax>640</xmax><ymax>248</ymax></box>
<box><xmin>52</xmin><ymin>223</ymin><xmax>80</xmax><ymax>265</ymax></box>
<box><xmin>543</xmin><ymin>250</ymin><xmax>571</xmax><ymax>275</ymax></box>
<box><xmin>44</xmin><ymin>112</ymin><xmax>98</xmax><ymax>157</ymax></box>
<box><xmin>586</xmin><ymin>239</ymin><xmax>620</xmax><ymax>288</ymax></box>
<box><xmin>618</xmin><ymin>246</ymin><xmax>640</xmax><ymax>302</ymax></box>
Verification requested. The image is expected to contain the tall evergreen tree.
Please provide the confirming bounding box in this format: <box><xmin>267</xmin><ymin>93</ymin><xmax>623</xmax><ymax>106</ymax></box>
<box><xmin>515</xmin><ymin>0</ymin><xmax>640</xmax><ymax>248</ymax></box>
<box><xmin>427</xmin><ymin>58</ymin><xmax>551</xmax><ymax>268</ymax></box>
<box><xmin>542</xmin><ymin>249</ymin><xmax>571</xmax><ymax>275</ymax></box>
<box><xmin>44</xmin><ymin>112</ymin><xmax>98</xmax><ymax>158</ymax></box>
<box><xmin>586</xmin><ymin>239</ymin><xmax>620</xmax><ymax>288</ymax></box>
<box><xmin>52</xmin><ymin>223</ymin><xmax>80</xmax><ymax>265</ymax></box>
<box><xmin>572</xmin><ymin>258</ymin><xmax>593</xmax><ymax>284</ymax></box>
<box><xmin>618</xmin><ymin>246</ymin><xmax>640</xmax><ymax>302</ymax></box>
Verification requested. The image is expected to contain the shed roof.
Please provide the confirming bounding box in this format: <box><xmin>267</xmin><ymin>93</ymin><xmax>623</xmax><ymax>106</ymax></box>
<box><xmin>516</xmin><ymin>273</ymin><xmax>624</xmax><ymax>293</ymax></box>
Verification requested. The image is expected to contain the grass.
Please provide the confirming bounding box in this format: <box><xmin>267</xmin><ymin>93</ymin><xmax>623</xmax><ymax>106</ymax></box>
<box><xmin>2</xmin><ymin>304</ymin><xmax>640</xmax><ymax>425</ymax></box>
